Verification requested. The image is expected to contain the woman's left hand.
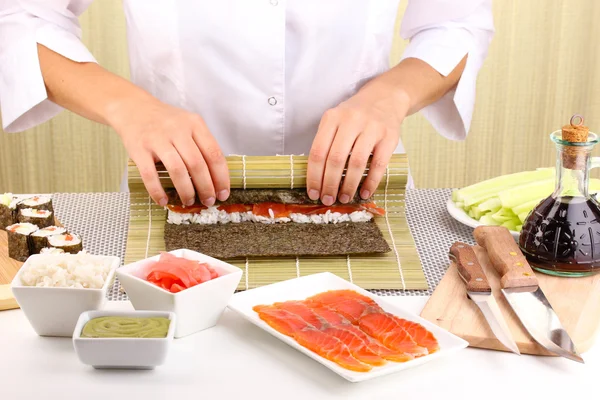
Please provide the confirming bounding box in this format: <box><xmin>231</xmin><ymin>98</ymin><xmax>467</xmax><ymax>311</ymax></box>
<box><xmin>306</xmin><ymin>83</ymin><xmax>410</xmax><ymax>205</ymax></box>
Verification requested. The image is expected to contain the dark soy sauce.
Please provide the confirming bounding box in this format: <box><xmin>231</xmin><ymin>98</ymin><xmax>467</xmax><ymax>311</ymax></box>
<box><xmin>519</xmin><ymin>196</ymin><xmax>600</xmax><ymax>275</ymax></box>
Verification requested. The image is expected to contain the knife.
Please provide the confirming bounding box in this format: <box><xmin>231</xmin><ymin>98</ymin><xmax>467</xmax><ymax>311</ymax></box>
<box><xmin>449</xmin><ymin>242</ymin><xmax>521</xmax><ymax>355</ymax></box>
<box><xmin>473</xmin><ymin>226</ymin><xmax>584</xmax><ymax>363</ymax></box>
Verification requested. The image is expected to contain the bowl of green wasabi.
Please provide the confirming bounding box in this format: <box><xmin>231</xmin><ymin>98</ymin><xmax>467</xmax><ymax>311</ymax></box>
<box><xmin>72</xmin><ymin>310</ymin><xmax>176</xmax><ymax>369</ymax></box>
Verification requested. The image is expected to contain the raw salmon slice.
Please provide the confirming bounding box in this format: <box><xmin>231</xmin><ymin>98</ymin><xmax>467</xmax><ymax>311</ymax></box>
<box><xmin>322</xmin><ymin>326</ymin><xmax>386</xmax><ymax>366</ymax></box>
<box><xmin>307</xmin><ymin>304</ymin><xmax>413</xmax><ymax>363</ymax></box>
<box><xmin>358</xmin><ymin>313</ymin><xmax>428</xmax><ymax>357</ymax></box>
<box><xmin>294</xmin><ymin>328</ymin><xmax>372</xmax><ymax>372</ymax></box>
<box><xmin>253</xmin><ymin>306</ymin><xmax>311</xmax><ymax>336</ymax></box>
<box><xmin>273</xmin><ymin>301</ymin><xmax>328</xmax><ymax>329</ymax></box>
<box><xmin>310</xmin><ymin>298</ymin><xmax>379</xmax><ymax>323</ymax></box>
<box><xmin>308</xmin><ymin>304</ymin><xmax>350</xmax><ymax>326</ymax></box>
<box><xmin>391</xmin><ymin>317</ymin><xmax>440</xmax><ymax>354</ymax></box>
<box><xmin>308</xmin><ymin>290</ymin><xmax>380</xmax><ymax>308</ymax></box>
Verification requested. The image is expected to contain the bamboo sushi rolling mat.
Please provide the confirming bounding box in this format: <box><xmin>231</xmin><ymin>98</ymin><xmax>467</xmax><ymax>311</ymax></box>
<box><xmin>45</xmin><ymin>189</ymin><xmax>474</xmax><ymax>299</ymax></box>
<box><xmin>124</xmin><ymin>155</ymin><xmax>427</xmax><ymax>291</ymax></box>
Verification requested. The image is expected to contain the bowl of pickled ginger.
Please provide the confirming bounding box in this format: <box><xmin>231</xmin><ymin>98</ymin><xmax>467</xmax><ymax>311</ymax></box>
<box><xmin>116</xmin><ymin>249</ymin><xmax>242</xmax><ymax>338</ymax></box>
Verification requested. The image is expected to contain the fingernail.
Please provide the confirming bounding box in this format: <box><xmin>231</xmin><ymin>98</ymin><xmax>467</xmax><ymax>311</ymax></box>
<box><xmin>322</xmin><ymin>195</ymin><xmax>334</xmax><ymax>206</ymax></box>
<box><xmin>360</xmin><ymin>190</ymin><xmax>370</xmax><ymax>199</ymax></box>
<box><xmin>217</xmin><ymin>190</ymin><xmax>229</xmax><ymax>202</ymax></box>
<box><xmin>185</xmin><ymin>198</ymin><xmax>195</xmax><ymax>206</ymax></box>
<box><xmin>203</xmin><ymin>197</ymin><xmax>216</xmax><ymax>207</ymax></box>
<box><xmin>159</xmin><ymin>198</ymin><xmax>168</xmax><ymax>207</ymax></box>
<box><xmin>308</xmin><ymin>189</ymin><xmax>320</xmax><ymax>200</ymax></box>
<box><xmin>339</xmin><ymin>194</ymin><xmax>350</xmax><ymax>204</ymax></box>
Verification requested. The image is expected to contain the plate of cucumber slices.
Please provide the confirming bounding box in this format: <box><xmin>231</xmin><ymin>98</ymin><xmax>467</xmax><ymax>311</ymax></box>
<box><xmin>447</xmin><ymin>167</ymin><xmax>600</xmax><ymax>239</ymax></box>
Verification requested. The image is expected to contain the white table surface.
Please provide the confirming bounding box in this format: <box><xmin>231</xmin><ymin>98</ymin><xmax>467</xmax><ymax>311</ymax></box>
<box><xmin>1</xmin><ymin>296</ymin><xmax>596</xmax><ymax>400</ymax></box>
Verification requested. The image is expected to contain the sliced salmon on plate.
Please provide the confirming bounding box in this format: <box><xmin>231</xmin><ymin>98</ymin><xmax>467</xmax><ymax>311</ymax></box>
<box><xmin>252</xmin><ymin>289</ymin><xmax>438</xmax><ymax>372</ymax></box>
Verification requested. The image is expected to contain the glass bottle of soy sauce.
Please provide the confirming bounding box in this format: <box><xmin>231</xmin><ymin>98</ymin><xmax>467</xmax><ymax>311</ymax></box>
<box><xmin>519</xmin><ymin>115</ymin><xmax>600</xmax><ymax>277</ymax></box>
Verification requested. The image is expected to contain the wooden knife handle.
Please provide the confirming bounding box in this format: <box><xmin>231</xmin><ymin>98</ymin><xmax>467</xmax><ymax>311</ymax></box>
<box><xmin>449</xmin><ymin>242</ymin><xmax>491</xmax><ymax>293</ymax></box>
<box><xmin>473</xmin><ymin>226</ymin><xmax>539</xmax><ymax>289</ymax></box>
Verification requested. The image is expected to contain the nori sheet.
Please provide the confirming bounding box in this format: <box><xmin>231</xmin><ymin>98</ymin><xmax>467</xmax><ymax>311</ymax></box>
<box><xmin>0</xmin><ymin>204</ymin><xmax>15</xmax><ymax>230</ymax></box>
<box><xmin>164</xmin><ymin>220</ymin><xmax>391</xmax><ymax>259</ymax></box>
<box><xmin>8</xmin><ymin>230</ymin><xmax>31</xmax><ymax>262</ymax></box>
<box><xmin>166</xmin><ymin>188</ymin><xmax>371</xmax><ymax>207</ymax></box>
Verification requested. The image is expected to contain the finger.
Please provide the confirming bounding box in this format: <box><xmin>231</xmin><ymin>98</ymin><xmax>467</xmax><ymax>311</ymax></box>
<box><xmin>306</xmin><ymin>109</ymin><xmax>339</xmax><ymax>201</ymax></box>
<box><xmin>157</xmin><ymin>146</ymin><xmax>196</xmax><ymax>206</ymax></box>
<box><xmin>193</xmin><ymin>121</ymin><xmax>230</xmax><ymax>202</ymax></box>
<box><xmin>360</xmin><ymin>132</ymin><xmax>399</xmax><ymax>199</ymax></box>
<box><xmin>174</xmin><ymin>136</ymin><xmax>216</xmax><ymax>207</ymax></box>
<box><xmin>338</xmin><ymin>129</ymin><xmax>379</xmax><ymax>203</ymax></box>
<box><xmin>132</xmin><ymin>151</ymin><xmax>167</xmax><ymax>206</ymax></box>
<box><xmin>320</xmin><ymin>122</ymin><xmax>361</xmax><ymax>206</ymax></box>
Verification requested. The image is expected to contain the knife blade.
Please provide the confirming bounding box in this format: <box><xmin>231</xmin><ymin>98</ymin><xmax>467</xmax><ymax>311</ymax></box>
<box><xmin>449</xmin><ymin>242</ymin><xmax>520</xmax><ymax>355</ymax></box>
<box><xmin>473</xmin><ymin>226</ymin><xmax>584</xmax><ymax>363</ymax></box>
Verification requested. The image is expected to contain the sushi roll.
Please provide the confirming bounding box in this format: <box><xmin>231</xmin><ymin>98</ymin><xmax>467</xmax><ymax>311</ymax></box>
<box><xmin>0</xmin><ymin>193</ymin><xmax>18</xmax><ymax>230</ymax></box>
<box><xmin>47</xmin><ymin>233</ymin><xmax>83</xmax><ymax>254</ymax></box>
<box><xmin>17</xmin><ymin>195</ymin><xmax>53</xmax><ymax>213</ymax></box>
<box><xmin>30</xmin><ymin>226</ymin><xmax>67</xmax><ymax>254</ymax></box>
<box><xmin>6</xmin><ymin>223</ymin><xmax>39</xmax><ymax>262</ymax></box>
<box><xmin>18</xmin><ymin>208</ymin><xmax>54</xmax><ymax>229</ymax></box>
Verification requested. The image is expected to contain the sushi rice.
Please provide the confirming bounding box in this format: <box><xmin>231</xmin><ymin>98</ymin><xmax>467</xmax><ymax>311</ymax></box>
<box><xmin>166</xmin><ymin>206</ymin><xmax>374</xmax><ymax>225</ymax></box>
<box><xmin>7</xmin><ymin>222</ymin><xmax>39</xmax><ymax>235</ymax></box>
<box><xmin>20</xmin><ymin>251</ymin><xmax>112</xmax><ymax>288</ymax></box>
<box><xmin>20</xmin><ymin>208</ymin><xmax>52</xmax><ymax>218</ymax></box>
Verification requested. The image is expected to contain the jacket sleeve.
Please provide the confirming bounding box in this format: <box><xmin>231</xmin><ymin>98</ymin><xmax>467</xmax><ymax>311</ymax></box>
<box><xmin>399</xmin><ymin>0</ymin><xmax>495</xmax><ymax>140</ymax></box>
<box><xmin>0</xmin><ymin>1</ymin><xmax>97</xmax><ymax>133</ymax></box>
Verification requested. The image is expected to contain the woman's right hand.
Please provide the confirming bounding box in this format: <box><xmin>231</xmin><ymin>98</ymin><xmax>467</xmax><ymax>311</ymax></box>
<box><xmin>108</xmin><ymin>97</ymin><xmax>230</xmax><ymax>207</ymax></box>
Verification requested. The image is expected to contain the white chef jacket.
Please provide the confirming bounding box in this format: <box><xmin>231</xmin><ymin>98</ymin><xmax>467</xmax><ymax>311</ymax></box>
<box><xmin>0</xmin><ymin>0</ymin><xmax>494</xmax><ymax>158</ymax></box>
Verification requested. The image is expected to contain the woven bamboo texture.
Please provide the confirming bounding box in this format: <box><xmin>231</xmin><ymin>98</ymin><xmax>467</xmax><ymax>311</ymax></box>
<box><xmin>124</xmin><ymin>155</ymin><xmax>427</xmax><ymax>290</ymax></box>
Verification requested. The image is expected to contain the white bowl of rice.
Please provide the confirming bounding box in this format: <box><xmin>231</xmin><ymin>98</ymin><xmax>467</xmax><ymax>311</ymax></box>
<box><xmin>11</xmin><ymin>252</ymin><xmax>120</xmax><ymax>337</ymax></box>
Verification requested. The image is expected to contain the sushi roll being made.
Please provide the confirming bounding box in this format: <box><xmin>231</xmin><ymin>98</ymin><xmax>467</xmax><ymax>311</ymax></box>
<box><xmin>17</xmin><ymin>195</ymin><xmax>53</xmax><ymax>213</ymax></box>
<box><xmin>47</xmin><ymin>233</ymin><xmax>83</xmax><ymax>254</ymax></box>
<box><xmin>18</xmin><ymin>208</ymin><xmax>54</xmax><ymax>229</ymax></box>
<box><xmin>0</xmin><ymin>193</ymin><xmax>18</xmax><ymax>230</ymax></box>
<box><xmin>6</xmin><ymin>223</ymin><xmax>39</xmax><ymax>262</ymax></box>
<box><xmin>30</xmin><ymin>226</ymin><xmax>67</xmax><ymax>254</ymax></box>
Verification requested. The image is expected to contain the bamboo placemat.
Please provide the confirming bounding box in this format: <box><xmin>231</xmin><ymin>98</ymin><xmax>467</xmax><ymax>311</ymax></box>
<box><xmin>124</xmin><ymin>155</ymin><xmax>427</xmax><ymax>290</ymax></box>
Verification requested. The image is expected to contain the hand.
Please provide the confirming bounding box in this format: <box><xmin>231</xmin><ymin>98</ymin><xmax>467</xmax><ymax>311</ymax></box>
<box><xmin>306</xmin><ymin>83</ymin><xmax>409</xmax><ymax>205</ymax></box>
<box><xmin>108</xmin><ymin>97</ymin><xmax>230</xmax><ymax>207</ymax></box>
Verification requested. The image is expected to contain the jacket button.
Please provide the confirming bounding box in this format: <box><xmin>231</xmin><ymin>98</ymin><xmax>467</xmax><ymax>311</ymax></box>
<box><xmin>268</xmin><ymin>97</ymin><xmax>277</xmax><ymax>106</ymax></box>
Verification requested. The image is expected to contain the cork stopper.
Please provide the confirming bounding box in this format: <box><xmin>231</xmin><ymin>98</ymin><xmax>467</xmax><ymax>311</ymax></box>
<box><xmin>561</xmin><ymin>114</ymin><xmax>590</xmax><ymax>170</ymax></box>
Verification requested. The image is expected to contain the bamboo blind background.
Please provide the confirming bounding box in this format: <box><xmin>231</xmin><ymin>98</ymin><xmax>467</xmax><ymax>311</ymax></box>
<box><xmin>1</xmin><ymin>1</ymin><xmax>599</xmax><ymax>192</ymax></box>
<box><xmin>124</xmin><ymin>154</ymin><xmax>428</xmax><ymax>290</ymax></box>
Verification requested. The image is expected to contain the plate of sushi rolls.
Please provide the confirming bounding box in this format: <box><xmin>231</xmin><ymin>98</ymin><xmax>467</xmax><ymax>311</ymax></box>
<box><xmin>1</xmin><ymin>193</ymin><xmax>84</xmax><ymax>262</ymax></box>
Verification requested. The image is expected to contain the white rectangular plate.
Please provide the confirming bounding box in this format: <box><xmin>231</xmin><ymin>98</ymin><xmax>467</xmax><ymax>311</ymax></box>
<box><xmin>227</xmin><ymin>272</ymin><xmax>469</xmax><ymax>383</ymax></box>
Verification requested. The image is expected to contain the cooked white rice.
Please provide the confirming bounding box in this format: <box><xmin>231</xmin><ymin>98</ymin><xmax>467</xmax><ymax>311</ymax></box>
<box><xmin>7</xmin><ymin>223</ymin><xmax>39</xmax><ymax>235</ymax></box>
<box><xmin>166</xmin><ymin>207</ymin><xmax>373</xmax><ymax>225</ymax></box>
<box><xmin>40</xmin><ymin>247</ymin><xmax>65</xmax><ymax>255</ymax></box>
<box><xmin>20</xmin><ymin>251</ymin><xmax>112</xmax><ymax>288</ymax></box>
<box><xmin>32</xmin><ymin>226</ymin><xmax>66</xmax><ymax>238</ymax></box>
<box><xmin>48</xmin><ymin>233</ymin><xmax>81</xmax><ymax>247</ymax></box>
<box><xmin>20</xmin><ymin>208</ymin><xmax>52</xmax><ymax>218</ymax></box>
<box><xmin>19</xmin><ymin>196</ymin><xmax>51</xmax><ymax>207</ymax></box>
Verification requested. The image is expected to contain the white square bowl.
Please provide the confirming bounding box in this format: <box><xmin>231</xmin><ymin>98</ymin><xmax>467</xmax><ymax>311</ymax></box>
<box><xmin>116</xmin><ymin>249</ymin><xmax>243</xmax><ymax>338</ymax></box>
<box><xmin>228</xmin><ymin>272</ymin><xmax>469</xmax><ymax>383</ymax></box>
<box><xmin>72</xmin><ymin>310</ymin><xmax>176</xmax><ymax>369</ymax></box>
<box><xmin>11</xmin><ymin>254</ymin><xmax>120</xmax><ymax>337</ymax></box>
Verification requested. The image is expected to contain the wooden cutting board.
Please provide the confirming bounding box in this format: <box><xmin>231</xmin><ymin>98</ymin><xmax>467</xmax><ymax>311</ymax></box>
<box><xmin>420</xmin><ymin>245</ymin><xmax>600</xmax><ymax>356</ymax></box>
<box><xmin>0</xmin><ymin>216</ymin><xmax>62</xmax><ymax>311</ymax></box>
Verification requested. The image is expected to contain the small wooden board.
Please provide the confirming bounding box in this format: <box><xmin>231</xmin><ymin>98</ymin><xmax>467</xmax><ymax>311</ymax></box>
<box><xmin>420</xmin><ymin>245</ymin><xmax>600</xmax><ymax>355</ymax></box>
<box><xmin>0</xmin><ymin>217</ymin><xmax>62</xmax><ymax>311</ymax></box>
